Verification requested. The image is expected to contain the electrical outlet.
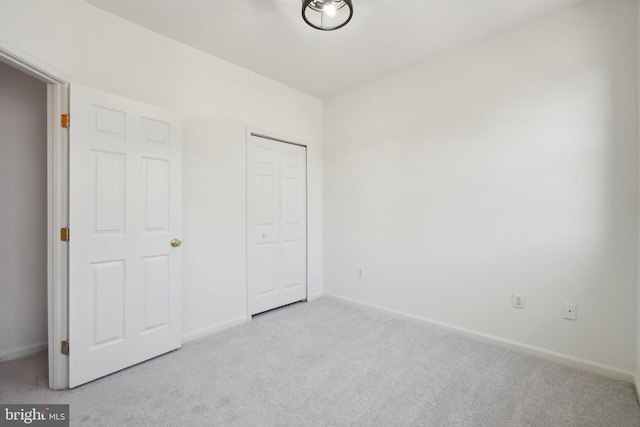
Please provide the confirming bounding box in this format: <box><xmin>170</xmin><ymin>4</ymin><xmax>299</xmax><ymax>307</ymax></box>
<box><xmin>512</xmin><ymin>293</ymin><xmax>526</xmax><ymax>309</ymax></box>
<box><xmin>563</xmin><ymin>303</ymin><xmax>577</xmax><ymax>320</ymax></box>
<box><xmin>357</xmin><ymin>268</ymin><xmax>364</xmax><ymax>278</ymax></box>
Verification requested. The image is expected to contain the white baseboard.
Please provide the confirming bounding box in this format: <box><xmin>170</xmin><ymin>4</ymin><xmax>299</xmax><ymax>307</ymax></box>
<box><xmin>307</xmin><ymin>291</ymin><xmax>323</xmax><ymax>302</ymax></box>
<box><xmin>181</xmin><ymin>316</ymin><xmax>247</xmax><ymax>344</ymax></box>
<box><xmin>324</xmin><ymin>293</ymin><xmax>635</xmax><ymax>384</ymax></box>
<box><xmin>0</xmin><ymin>342</ymin><xmax>48</xmax><ymax>363</ymax></box>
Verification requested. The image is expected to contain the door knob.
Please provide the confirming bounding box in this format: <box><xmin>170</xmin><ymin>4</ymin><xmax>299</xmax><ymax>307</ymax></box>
<box><xmin>171</xmin><ymin>238</ymin><xmax>182</xmax><ymax>247</ymax></box>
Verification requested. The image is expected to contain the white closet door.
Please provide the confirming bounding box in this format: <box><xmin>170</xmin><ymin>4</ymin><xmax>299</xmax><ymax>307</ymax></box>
<box><xmin>248</xmin><ymin>135</ymin><xmax>307</xmax><ymax>315</ymax></box>
<box><xmin>68</xmin><ymin>84</ymin><xmax>182</xmax><ymax>388</ymax></box>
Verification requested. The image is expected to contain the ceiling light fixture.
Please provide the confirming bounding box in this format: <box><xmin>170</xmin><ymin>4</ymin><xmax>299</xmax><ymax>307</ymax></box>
<box><xmin>302</xmin><ymin>0</ymin><xmax>353</xmax><ymax>31</ymax></box>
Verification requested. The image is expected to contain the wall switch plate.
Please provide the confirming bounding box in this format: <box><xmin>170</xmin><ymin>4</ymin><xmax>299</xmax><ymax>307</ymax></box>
<box><xmin>563</xmin><ymin>303</ymin><xmax>577</xmax><ymax>320</ymax></box>
<box><xmin>512</xmin><ymin>293</ymin><xmax>526</xmax><ymax>309</ymax></box>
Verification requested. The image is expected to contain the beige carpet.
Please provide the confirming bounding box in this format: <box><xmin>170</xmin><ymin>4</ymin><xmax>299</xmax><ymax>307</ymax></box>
<box><xmin>1</xmin><ymin>297</ymin><xmax>639</xmax><ymax>426</ymax></box>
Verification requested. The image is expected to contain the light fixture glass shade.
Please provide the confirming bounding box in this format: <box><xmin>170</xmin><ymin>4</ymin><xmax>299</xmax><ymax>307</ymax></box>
<box><xmin>302</xmin><ymin>0</ymin><xmax>353</xmax><ymax>31</ymax></box>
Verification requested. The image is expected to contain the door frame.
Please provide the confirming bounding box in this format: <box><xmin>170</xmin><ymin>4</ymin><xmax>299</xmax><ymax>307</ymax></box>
<box><xmin>245</xmin><ymin>128</ymin><xmax>308</xmax><ymax>320</ymax></box>
<box><xmin>0</xmin><ymin>38</ymin><xmax>70</xmax><ymax>390</ymax></box>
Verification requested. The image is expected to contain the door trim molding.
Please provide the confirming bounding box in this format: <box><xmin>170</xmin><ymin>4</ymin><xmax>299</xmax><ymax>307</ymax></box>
<box><xmin>0</xmin><ymin>37</ymin><xmax>71</xmax><ymax>390</ymax></box>
<box><xmin>245</xmin><ymin>128</ymin><xmax>308</xmax><ymax>320</ymax></box>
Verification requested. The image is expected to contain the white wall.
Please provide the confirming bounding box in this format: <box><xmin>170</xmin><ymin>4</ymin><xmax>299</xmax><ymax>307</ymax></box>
<box><xmin>0</xmin><ymin>0</ymin><xmax>323</xmax><ymax>343</ymax></box>
<box><xmin>0</xmin><ymin>60</ymin><xmax>48</xmax><ymax>360</ymax></box>
<box><xmin>324</xmin><ymin>0</ymin><xmax>638</xmax><ymax>374</ymax></box>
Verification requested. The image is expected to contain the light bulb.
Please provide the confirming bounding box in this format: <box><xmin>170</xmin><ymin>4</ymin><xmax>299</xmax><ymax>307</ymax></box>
<box><xmin>323</xmin><ymin>2</ymin><xmax>337</xmax><ymax>18</ymax></box>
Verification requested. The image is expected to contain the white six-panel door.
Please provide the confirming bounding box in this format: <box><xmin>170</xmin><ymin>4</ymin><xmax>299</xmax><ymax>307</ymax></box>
<box><xmin>68</xmin><ymin>84</ymin><xmax>182</xmax><ymax>387</ymax></box>
<box><xmin>248</xmin><ymin>135</ymin><xmax>307</xmax><ymax>315</ymax></box>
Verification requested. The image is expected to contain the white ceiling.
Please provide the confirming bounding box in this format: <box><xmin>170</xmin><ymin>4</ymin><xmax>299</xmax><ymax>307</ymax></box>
<box><xmin>86</xmin><ymin>0</ymin><xmax>591</xmax><ymax>99</ymax></box>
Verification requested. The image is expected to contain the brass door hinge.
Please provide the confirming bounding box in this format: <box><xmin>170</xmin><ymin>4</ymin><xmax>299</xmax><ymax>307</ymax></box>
<box><xmin>60</xmin><ymin>227</ymin><xmax>70</xmax><ymax>242</ymax></box>
<box><xmin>61</xmin><ymin>114</ymin><xmax>70</xmax><ymax>129</ymax></box>
<box><xmin>61</xmin><ymin>340</ymin><xmax>69</xmax><ymax>356</ymax></box>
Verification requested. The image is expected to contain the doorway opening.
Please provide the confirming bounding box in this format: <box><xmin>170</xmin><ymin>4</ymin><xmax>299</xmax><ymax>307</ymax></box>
<box><xmin>0</xmin><ymin>40</ymin><xmax>70</xmax><ymax>390</ymax></box>
<box><xmin>0</xmin><ymin>60</ymin><xmax>48</xmax><ymax>363</ymax></box>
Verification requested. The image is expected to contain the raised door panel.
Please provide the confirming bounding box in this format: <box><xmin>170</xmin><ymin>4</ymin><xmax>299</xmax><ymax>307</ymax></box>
<box><xmin>256</xmin><ymin>175</ymin><xmax>278</xmax><ymax>227</ymax></box>
<box><xmin>93</xmin><ymin>105</ymin><xmax>126</xmax><ymax>139</ymax></box>
<box><xmin>281</xmin><ymin>241</ymin><xmax>302</xmax><ymax>289</ymax></box>
<box><xmin>91</xmin><ymin>152</ymin><xmax>126</xmax><ymax>235</ymax></box>
<box><xmin>142</xmin><ymin>255</ymin><xmax>170</xmax><ymax>332</ymax></box>
<box><xmin>91</xmin><ymin>260</ymin><xmax>125</xmax><ymax>347</ymax></box>
<box><xmin>256</xmin><ymin>243</ymin><xmax>278</xmax><ymax>295</ymax></box>
<box><xmin>142</xmin><ymin>117</ymin><xmax>170</xmax><ymax>146</ymax></box>
<box><xmin>141</xmin><ymin>158</ymin><xmax>170</xmax><ymax>233</ymax></box>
